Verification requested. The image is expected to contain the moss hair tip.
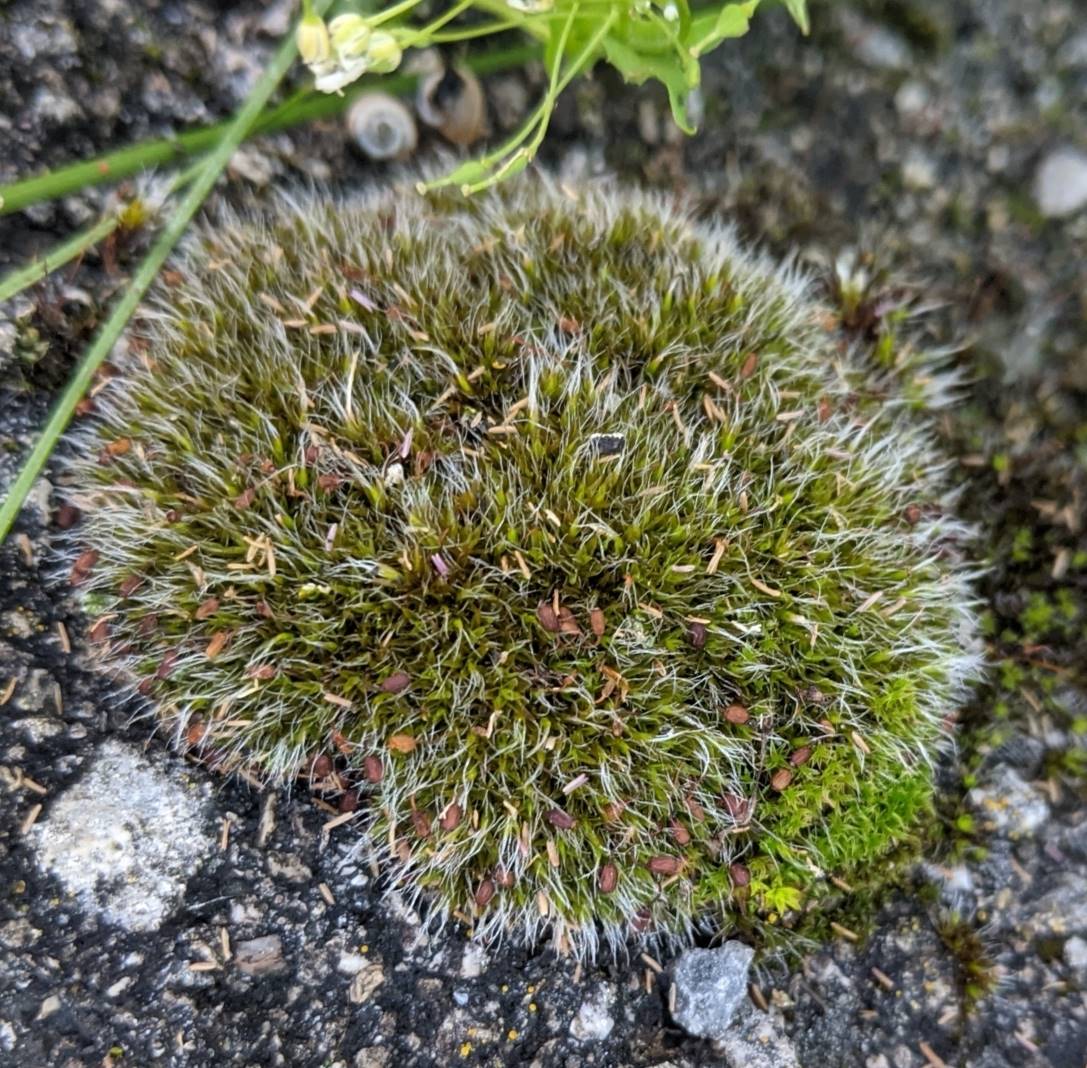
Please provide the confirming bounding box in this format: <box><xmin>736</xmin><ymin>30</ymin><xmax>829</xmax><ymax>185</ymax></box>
<box><xmin>67</xmin><ymin>172</ymin><xmax>985</xmax><ymax>959</ymax></box>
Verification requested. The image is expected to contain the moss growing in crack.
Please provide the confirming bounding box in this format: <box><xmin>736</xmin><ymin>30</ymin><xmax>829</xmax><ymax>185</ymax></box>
<box><xmin>70</xmin><ymin>174</ymin><xmax>982</xmax><ymax>957</ymax></box>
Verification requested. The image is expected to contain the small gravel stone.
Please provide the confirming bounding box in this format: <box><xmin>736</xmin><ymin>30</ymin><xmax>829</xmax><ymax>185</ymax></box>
<box><xmin>967</xmin><ymin>766</ymin><xmax>1049</xmax><ymax>837</ymax></box>
<box><xmin>1033</xmin><ymin>147</ymin><xmax>1087</xmax><ymax>218</ymax></box>
<box><xmin>671</xmin><ymin>942</ymin><xmax>754</xmax><ymax>1040</ymax></box>
<box><xmin>234</xmin><ymin>935</ymin><xmax>287</xmax><ymax>977</ymax></box>
<box><xmin>569</xmin><ymin>983</ymin><xmax>616</xmax><ymax>1042</ymax></box>
<box><xmin>717</xmin><ymin>1003</ymin><xmax>799</xmax><ymax>1068</ymax></box>
<box><xmin>349</xmin><ymin>962</ymin><xmax>385</xmax><ymax>1003</ymax></box>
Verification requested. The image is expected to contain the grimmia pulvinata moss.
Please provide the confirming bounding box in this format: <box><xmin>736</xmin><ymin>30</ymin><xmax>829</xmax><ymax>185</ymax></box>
<box><xmin>69</xmin><ymin>173</ymin><xmax>983</xmax><ymax>958</ymax></box>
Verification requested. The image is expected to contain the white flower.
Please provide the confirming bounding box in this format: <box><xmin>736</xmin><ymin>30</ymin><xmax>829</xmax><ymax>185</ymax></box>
<box><xmin>312</xmin><ymin>56</ymin><xmax>369</xmax><ymax>94</ymax></box>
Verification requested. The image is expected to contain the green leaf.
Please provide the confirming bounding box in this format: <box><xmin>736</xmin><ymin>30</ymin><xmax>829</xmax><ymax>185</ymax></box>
<box><xmin>782</xmin><ymin>0</ymin><xmax>810</xmax><ymax>34</ymax></box>
<box><xmin>688</xmin><ymin>0</ymin><xmax>760</xmax><ymax>58</ymax></box>
<box><xmin>602</xmin><ymin>34</ymin><xmax>700</xmax><ymax>134</ymax></box>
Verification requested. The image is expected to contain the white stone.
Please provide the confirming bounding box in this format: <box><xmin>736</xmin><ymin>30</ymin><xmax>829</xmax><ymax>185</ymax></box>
<box><xmin>1033</xmin><ymin>147</ymin><xmax>1087</xmax><ymax>218</ymax></box>
<box><xmin>32</xmin><ymin>741</ymin><xmax>213</xmax><ymax>931</ymax></box>
<box><xmin>459</xmin><ymin>942</ymin><xmax>488</xmax><ymax>979</ymax></box>
<box><xmin>1064</xmin><ymin>935</ymin><xmax>1087</xmax><ymax>979</ymax></box>
<box><xmin>569</xmin><ymin>983</ymin><xmax>616</xmax><ymax>1042</ymax></box>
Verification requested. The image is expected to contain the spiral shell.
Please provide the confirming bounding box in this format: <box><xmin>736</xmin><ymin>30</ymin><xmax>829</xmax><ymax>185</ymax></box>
<box><xmin>346</xmin><ymin>92</ymin><xmax>417</xmax><ymax>161</ymax></box>
<box><xmin>416</xmin><ymin>66</ymin><xmax>487</xmax><ymax>147</ymax></box>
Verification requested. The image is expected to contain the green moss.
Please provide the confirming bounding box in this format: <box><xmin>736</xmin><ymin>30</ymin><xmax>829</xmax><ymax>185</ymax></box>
<box><xmin>71</xmin><ymin>175</ymin><xmax>981</xmax><ymax>956</ymax></box>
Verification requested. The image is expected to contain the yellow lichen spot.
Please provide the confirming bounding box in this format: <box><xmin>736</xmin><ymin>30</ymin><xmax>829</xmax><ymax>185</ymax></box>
<box><xmin>507</xmin><ymin>1029</ymin><xmax>519</xmax><ymax>1041</ymax></box>
<box><xmin>528</xmin><ymin>1003</ymin><xmax>537</xmax><ymax>1013</ymax></box>
<box><xmin>360</xmin><ymin>944</ymin><xmax>369</xmax><ymax>953</ymax></box>
<box><xmin>459</xmin><ymin>1042</ymin><xmax>472</xmax><ymax>1058</ymax></box>
<box><xmin>500</xmin><ymin>984</ymin><xmax>509</xmax><ymax>993</ymax></box>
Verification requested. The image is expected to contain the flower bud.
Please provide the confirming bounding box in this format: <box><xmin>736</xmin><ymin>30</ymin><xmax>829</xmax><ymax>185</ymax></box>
<box><xmin>296</xmin><ymin>14</ymin><xmax>331</xmax><ymax>66</ymax></box>
<box><xmin>329</xmin><ymin>13</ymin><xmax>372</xmax><ymax>60</ymax></box>
<box><xmin>365</xmin><ymin>31</ymin><xmax>402</xmax><ymax>74</ymax></box>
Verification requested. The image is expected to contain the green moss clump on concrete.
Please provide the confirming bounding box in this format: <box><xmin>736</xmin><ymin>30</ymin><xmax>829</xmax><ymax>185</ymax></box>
<box><xmin>71</xmin><ymin>174</ymin><xmax>981</xmax><ymax>957</ymax></box>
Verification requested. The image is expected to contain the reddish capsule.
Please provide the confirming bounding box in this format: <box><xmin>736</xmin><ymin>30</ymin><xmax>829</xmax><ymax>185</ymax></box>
<box><xmin>194</xmin><ymin>596</ymin><xmax>220</xmax><ymax>621</ymax></box>
<box><xmin>670</xmin><ymin>820</ymin><xmax>691</xmax><ymax>846</ymax></box>
<box><xmin>770</xmin><ymin>768</ymin><xmax>794</xmax><ymax>792</ymax></box>
<box><xmin>687</xmin><ymin>621</ymin><xmax>706</xmax><ymax>649</ymax></box>
<box><xmin>729</xmin><ymin>862</ymin><xmax>751</xmax><ymax>888</ymax></box>
<box><xmin>722</xmin><ymin>794</ymin><xmax>751</xmax><ymax>822</ymax></box>
<box><xmin>311</xmin><ymin>754</ymin><xmax>333</xmax><ymax>778</ymax></box>
<box><xmin>411</xmin><ymin>809</ymin><xmax>432</xmax><ymax>838</ymax></box>
<box><xmin>475</xmin><ymin>879</ymin><xmax>496</xmax><ymax>907</ymax></box>
<box><xmin>647</xmin><ymin>855</ymin><xmax>682</xmax><ymax>876</ymax></box>
<box><xmin>88</xmin><ymin>618</ymin><xmax>110</xmax><ymax>644</ymax></box>
<box><xmin>339</xmin><ymin>790</ymin><xmax>359</xmax><ymax>813</ymax></box>
<box><xmin>495</xmin><ymin>868</ymin><xmax>515</xmax><ymax>889</ymax></box>
<box><xmin>589</xmin><ymin>607</ymin><xmax>606</xmax><ymax>637</ymax></box>
<box><xmin>363</xmin><ymin>755</ymin><xmax>383</xmax><ymax>783</ymax></box>
<box><xmin>547</xmin><ymin>808</ymin><xmax>575</xmax><ymax>830</ymax></box>
<box><xmin>536</xmin><ymin>602</ymin><xmax>560</xmax><ymax>633</ymax></box>
<box><xmin>439</xmin><ymin>803</ymin><xmax>463</xmax><ymax>832</ymax></box>
<box><xmin>380</xmin><ymin>671</ymin><xmax>411</xmax><ymax>694</ymax></box>
<box><xmin>54</xmin><ymin>503</ymin><xmax>81</xmax><ymax>529</ymax></box>
<box><xmin>723</xmin><ymin>704</ymin><xmax>749</xmax><ymax>725</ymax></box>
<box><xmin>598</xmin><ymin>863</ymin><xmax>619</xmax><ymax>894</ymax></box>
<box><xmin>630</xmin><ymin>908</ymin><xmax>653</xmax><ymax>933</ymax></box>
<box><xmin>119</xmin><ymin>575</ymin><xmax>143</xmax><ymax>598</ymax></box>
<box><xmin>789</xmin><ymin>746</ymin><xmax>812</xmax><ymax>767</ymax></box>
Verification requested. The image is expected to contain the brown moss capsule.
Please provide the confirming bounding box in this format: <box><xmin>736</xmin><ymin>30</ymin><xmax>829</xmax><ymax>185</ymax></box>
<box><xmin>119</xmin><ymin>574</ymin><xmax>143</xmax><ymax>598</ymax></box>
<box><xmin>722</xmin><ymin>794</ymin><xmax>751</xmax><ymax>822</ymax></box>
<box><xmin>194</xmin><ymin>596</ymin><xmax>220</xmax><ymax>621</ymax></box>
<box><xmin>495</xmin><ymin>867</ymin><xmax>515</xmax><ymax>888</ymax></box>
<box><xmin>770</xmin><ymin>768</ymin><xmax>794</xmax><ymax>792</ymax></box>
<box><xmin>601</xmin><ymin>801</ymin><xmax>625</xmax><ymax>823</ymax></box>
<box><xmin>590</xmin><ymin>607</ymin><xmax>606</xmax><ymax>637</ymax></box>
<box><xmin>88</xmin><ymin>617</ymin><xmax>110</xmax><ymax>644</ymax></box>
<box><xmin>380</xmin><ymin>671</ymin><xmax>411</xmax><ymax>694</ymax></box>
<box><xmin>439</xmin><ymin>803</ymin><xmax>463</xmax><ymax>832</ymax></box>
<box><xmin>363</xmin><ymin>755</ymin><xmax>383</xmax><ymax>783</ymax></box>
<box><xmin>536</xmin><ymin>601</ymin><xmax>560</xmax><ymax>632</ymax></box>
<box><xmin>557</xmin><ymin>607</ymin><xmax>582</xmax><ymax>636</ymax></box>
<box><xmin>789</xmin><ymin>746</ymin><xmax>812</xmax><ymax>766</ymax></box>
<box><xmin>185</xmin><ymin>721</ymin><xmax>207</xmax><ymax>747</ymax></box>
<box><xmin>155</xmin><ymin>650</ymin><xmax>178</xmax><ymax>679</ymax></box>
<box><xmin>70</xmin><ymin>548</ymin><xmax>99</xmax><ymax>585</ymax></box>
<box><xmin>687</xmin><ymin>621</ymin><xmax>706</xmax><ymax>648</ymax></box>
<box><xmin>339</xmin><ymin>789</ymin><xmax>359</xmax><ymax>813</ymax></box>
<box><xmin>388</xmin><ymin>733</ymin><xmax>416</xmax><ymax>754</ymax></box>
<box><xmin>547</xmin><ymin>808</ymin><xmax>575</xmax><ymax>830</ymax></box>
<box><xmin>311</xmin><ymin>754</ymin><xmax>333</xmax><ymax>778</ymax></box>
<box><xmin>647</xmin><ymin>855</ymin><xmax>682</xmax><ymax>876</ymax></box>
<box><xmin>598</xmin><ymin>862</ymin><xmax>619</xmax><ymax>894</ymax></box>
<box><xmin>685</xmin><ymin>795</ymin><xmax>706</xmax><ymax>822</ymax></box>
<box><xmin>411</xmin><ymin>809</ymin><xmax>432</xmax><ymax>838</ymax></box>
<box><xmin>669</xmin><ymin>820</ymin><xmax>691</xmax><ymax>846</ymax></box>
<box><xmin>630</xmin><ymin>907</ymin><xmax>652</xmax><ymax>933</ymax></box>
<box><xmin>729</xmin><ymin>862</ymin><xmax>750</xmax><ymax>887</ymax></box>
<box><xmin>54</xmin><ymin>502</ymin><xmax>81</xmax><ymax>529</ymax></box>
<box><xmin>475</xmin><ymin>878</ymin><xmax>496</xmax><ymax>907</ymax></box>
<box><xmin>723</xmin><ymin>703</ymin><xmax>749</xmax><ymax>725</ymax></box>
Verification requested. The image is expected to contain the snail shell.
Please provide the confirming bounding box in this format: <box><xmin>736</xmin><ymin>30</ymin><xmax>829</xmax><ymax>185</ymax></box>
<box><xmin>416</xmin><ymin>66</ymin><xmax>487</xmax><ymax>147</ymax></box>
<box><xmin>346</xmin><ymin>92</ymin><xmax>418</xmax><ymax>161</ymax></box>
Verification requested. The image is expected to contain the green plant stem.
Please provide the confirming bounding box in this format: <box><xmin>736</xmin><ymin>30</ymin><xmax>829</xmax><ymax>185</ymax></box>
<box><xmin>0</xmin><ymin>2</ymin><xmax>333</xmax><ymax>544</ymax></box>
<box><xmin>0</xmin><ymin>44</ymin><xmax>539</xmax><ymax>218</ymax></box>
<box><xmin>0</xmin><ymin>160</ymin><xmax>207</xmax><ymax>304</ymax></box>
<box><xmin>0</xmin><ymin>215</ymin><xmax>118</xmax><ymax>304</ymax></box>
